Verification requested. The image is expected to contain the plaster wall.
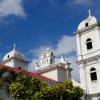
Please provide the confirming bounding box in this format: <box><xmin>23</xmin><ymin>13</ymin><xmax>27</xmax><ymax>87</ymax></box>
<box><xmin>76</xmin><ymin>27</ymin><xmax>100</xmax><ymax>61</ymax></box>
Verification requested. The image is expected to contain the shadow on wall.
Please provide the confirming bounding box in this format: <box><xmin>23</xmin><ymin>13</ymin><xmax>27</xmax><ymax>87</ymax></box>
<box><xmin>0</xmin><ymin>88</ymin><xmax>12</xmax><ymax>100</ymax></box>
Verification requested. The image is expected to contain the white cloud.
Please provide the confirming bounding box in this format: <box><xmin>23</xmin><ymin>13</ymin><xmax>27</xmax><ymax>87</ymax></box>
<box><xmin>29</xmin><ymin>35</ymin><xmax>80</xmax><ymax>81</ymax></box>
<box><xmin>29</xmin><ymin>35</ymin><xmax>76</xmax><ymax>65</ymax></box>
<box><xmin>33</xmin><ymin>35</ymin><xmax>76</xmax><ymax>57</ymax></box>
<box><xmin>28</xmin><ymin>58</ymin><xmax>38</xmax><ymax>72</ymax></box>
<box><xmin>67</xmin><ymin>56</ymin><xmax>80</xmax><ymax>82</ymax></box>
<box><xmin>74</xmin><ymin>0</ymin><xmax>88</xmax><ymax>4</ymax></box>
<box><xmin>73</xmin><ymin>0</ymin><xmax>91</xmax><ymax>5</ymax></box>
<box><xmin>0</xmin><ymin>0</ymin><xmax>26</xmax><ymax>18</ymax></box>
<box><xmin>67</xmin><ymin>0</ymin><xmax>92</xmax><ymax>6</ymax></box>
<box><xmin>31</xmin><ymin>35</ymin><xmax>76</xmax><ymax>64</ymax></box>
<box><xmin>53</xmin><ymin>35</ymin><xmax>76</xmax><ymax>56</ymax></box>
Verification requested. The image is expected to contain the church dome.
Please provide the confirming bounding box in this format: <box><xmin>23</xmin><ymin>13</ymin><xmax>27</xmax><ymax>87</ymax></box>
<box><xmin>78</xmin><ymin>11</ymin><xmax>98</xmax><ymax>31</ymax></box>
<box><xmin>3</xmin><ymin>45</ymin><xmax>28</xmax><ymax>62</ymax></box>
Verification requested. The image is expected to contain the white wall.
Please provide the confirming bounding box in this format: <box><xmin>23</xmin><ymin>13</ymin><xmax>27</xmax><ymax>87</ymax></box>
<box><xmin>76</xmin><ymin>27</ymin><xmax>100</xmax><ymax>61</ymax></box>
<box><xmin>42</xmin><ymin>67</ymin><xmax>69</xmax><ymax>82</ymax></box>
<box><xmin>42</xmin><ymin>69</ymin><xmax>58</xmax><ymax>81</ymax></box>
<box><xmin>84</xmin><ymin>60</ymin><xmax>100</xmax><ymax>94</ymax></box>
<box><xmin>4</xmin><ymin>59</ymin><xmax>28</xmax><ymax>71</ymax></box>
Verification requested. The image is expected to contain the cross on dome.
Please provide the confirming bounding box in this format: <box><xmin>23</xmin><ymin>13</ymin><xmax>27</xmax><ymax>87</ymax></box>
<box><xmin>13</xmin><ymin>43</ymin><xmax>16</xmax><ymax>50</ymax></box>
<box><xmin>88</xmin><ymin>9</ymin><xmax>92</xmax><ymax>17</ymax></box>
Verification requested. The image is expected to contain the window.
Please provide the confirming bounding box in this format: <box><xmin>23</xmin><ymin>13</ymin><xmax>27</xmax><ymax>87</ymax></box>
<box><xmin>51</xmin><ymin>52</ymin><xmax>53</xmax><ymax>56</ymax></box>
<box><xmin>42</xmin><ymin>60</ymin><xmax>46</xmax><ymax>65</ymax></box>
<box><xmin>86</xmin><ymin>38</ymin><xmax>93</xmax><ymax>50</ymax></box>
<box><xmin>43</xmin><ymin>54</ymin><xmax>46</xmax><ymax>58</ymax></box>
<box><xmin>85</xmin><ymin>23</ymin><xmax>88</xmax><ymax>27</ymax></box>
<box><xmin>90</xmin><ymin>68</ymin><xmax>97</xmax><ymax>82</ymax></box>
<box><xmin>8</xmin><ymin>55</ymin><xmax>9</xmax><ymax>58</ymax></box>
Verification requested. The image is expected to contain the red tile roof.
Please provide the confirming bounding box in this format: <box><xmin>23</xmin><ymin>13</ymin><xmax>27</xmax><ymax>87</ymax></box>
<box><xmin>0</xmin><ymin>64</ymin><xmax>57</xmax><ymax>84</ymax></box>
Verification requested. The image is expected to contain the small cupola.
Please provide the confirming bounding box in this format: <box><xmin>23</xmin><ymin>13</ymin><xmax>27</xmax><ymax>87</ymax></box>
<box><xmin>3</xmin><ymin>44</ymin><xmax>28</xmax><ymax>62</ymax></box>
<box><xmin>2</xmin><ymin>44</ymin><xmax>29</xmax><ymax>70</ymax></box>
<box><xmin>78</xmin><ymin>10</ymin><xmax>98</xmax><ymax>31</ymax></box>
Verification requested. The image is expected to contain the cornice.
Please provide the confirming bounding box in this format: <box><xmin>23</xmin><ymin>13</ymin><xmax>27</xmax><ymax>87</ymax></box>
<box><xmin>33</xmin><ymin>64</ymin><xmax>69</xmax><ymax>74</ymax></box>
<box><xmin>77</xmin><ymin>54</ymin><xmax>100</xmax><ymax>64</ymax></box>
<box><xmin>74</xmin><ymin>22</ymin><xmax>100</xmax><ymax>35</ymax></box>
<box><xmin>2</xmin><ymin>57</ymin><xmax>29</xmax><ymax>63</ymax></box>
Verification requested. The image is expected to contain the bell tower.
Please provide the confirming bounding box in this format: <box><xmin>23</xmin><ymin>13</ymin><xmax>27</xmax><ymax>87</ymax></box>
<box><xmin>76</xmin><ymin>10</ymin><xmax>100</xmax><ymax>61</ymax></box>
<box><xmin>39</xmin><ymin>48</ymin><xmax>55</xmax><ymax>68</ymax></box>
<box><xmin>75</xmin><ymin>10</ymin><xmax>100</xmax><ymax>99</ymax></box>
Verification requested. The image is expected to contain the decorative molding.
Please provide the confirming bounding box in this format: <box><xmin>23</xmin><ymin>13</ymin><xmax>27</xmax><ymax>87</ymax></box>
<box><xmin>2</xmin><ymin>57</ymin><xmax>29</xmax><ymax>63</ymax></box>
<box><xmin>74</xmin><ymin>22</ymin><xmax>100</xmax><ymax>35</ymax></box>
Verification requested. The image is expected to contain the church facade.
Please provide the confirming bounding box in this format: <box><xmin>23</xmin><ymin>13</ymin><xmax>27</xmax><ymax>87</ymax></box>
<box><xmin>33</xmin><ymin>48</ymin><xmax>72</xmax><ymax>82</ymax></box>
<box><xmin>0</xmin><ymin>11</ymin><xmax>100</xmax><ymax>100</ymax></box>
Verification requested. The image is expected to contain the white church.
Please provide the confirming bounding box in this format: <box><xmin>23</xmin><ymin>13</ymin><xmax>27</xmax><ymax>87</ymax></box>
<box><xmin>0</xmin><ymin>11</ymin><xmax>100</xmax><ymax>100</ymax></box>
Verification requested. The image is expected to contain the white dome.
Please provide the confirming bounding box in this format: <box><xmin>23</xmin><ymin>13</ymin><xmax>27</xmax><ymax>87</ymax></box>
<box><xmin>78</xmin><ymin>16</ymin><xmax>98</xmax><ymax>31</ymax></box>
<box><xmin>3</xmin><ymin>48</ymin><xmax>28</xmax><ymax>62</ymax></box>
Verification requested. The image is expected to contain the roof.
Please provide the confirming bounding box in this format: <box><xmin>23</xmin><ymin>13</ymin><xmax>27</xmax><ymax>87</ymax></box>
<box><xmin>0</xmin><ymin>64</ymin><xmax>57</xmax><ymax>84</ymax></box>
<box><xmin>3</xmin><ymin>47</ymin><xmax>28</xmax><ymax>63</ymax></box>
<box><xmin>78</xmin><ymin>15</ymin><xmax>98</xmax><ymax>31</ymax></box>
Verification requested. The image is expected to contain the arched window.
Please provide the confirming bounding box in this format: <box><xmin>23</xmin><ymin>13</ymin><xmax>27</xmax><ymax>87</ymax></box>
<box><xmin>8</xmin><ymin>55</ymin><xmax>9</xmax><ymax>58</ymax></box>
<box><xmin>85</xmin><ymin>23</ymin><xmax>88</xmax><ymax>27</ymax></box>
<box><xmin>90</xmin><ymin>68</ymin><xmax>97</xmax><ymax>81</ymax></box>
<box><xmin>86</xmin><ymin>38</ymin><xmax>93</xmax><ymax>50</ymax></box>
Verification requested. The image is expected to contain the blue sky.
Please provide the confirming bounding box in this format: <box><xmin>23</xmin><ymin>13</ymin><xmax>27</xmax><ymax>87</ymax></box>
<box><xmin>0</xmin><ymin>0</ymin><xmax>100</xmax><ymax>80</ymax></box>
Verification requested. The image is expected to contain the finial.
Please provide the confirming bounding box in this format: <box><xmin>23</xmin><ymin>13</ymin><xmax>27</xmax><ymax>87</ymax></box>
<box><xmin>88</xmin><ymin>9</ymin><xmax>91</xmax><ymax>17</ymax></box>
<box><xmin>13</xmin><ymin>43</ymin><xmax>16</xmax><ymax>50</ymax></box>
<box><xmin>60</xmin><ymin>56</ymin><xmax>65</xmax><ymax>63</ymax></box>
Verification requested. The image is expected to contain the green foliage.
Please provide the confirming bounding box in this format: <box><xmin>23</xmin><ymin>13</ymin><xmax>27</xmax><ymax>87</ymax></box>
<box><xmin>34</xmin><ymin>80</ymin><xmax>84</xmax><ymax>100</ymax></box>
<box><xmin>0</xmin><ymin>68</ymin><xmax>84</xmax><ymax>100</ymax></box>
<box><xmin>9</xmin><ymin>73</ymin><xmax>42</xmax><ymax>99</ymax></box>
<box><xmin>71</xmin><ymin>86</ymin><xmax>84</xmax><ymax>100</ymax></box>
<box><xmin>0</xmin><ymin>98</ymin><xmax>4</xmax><ymax>100</ymax></box>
